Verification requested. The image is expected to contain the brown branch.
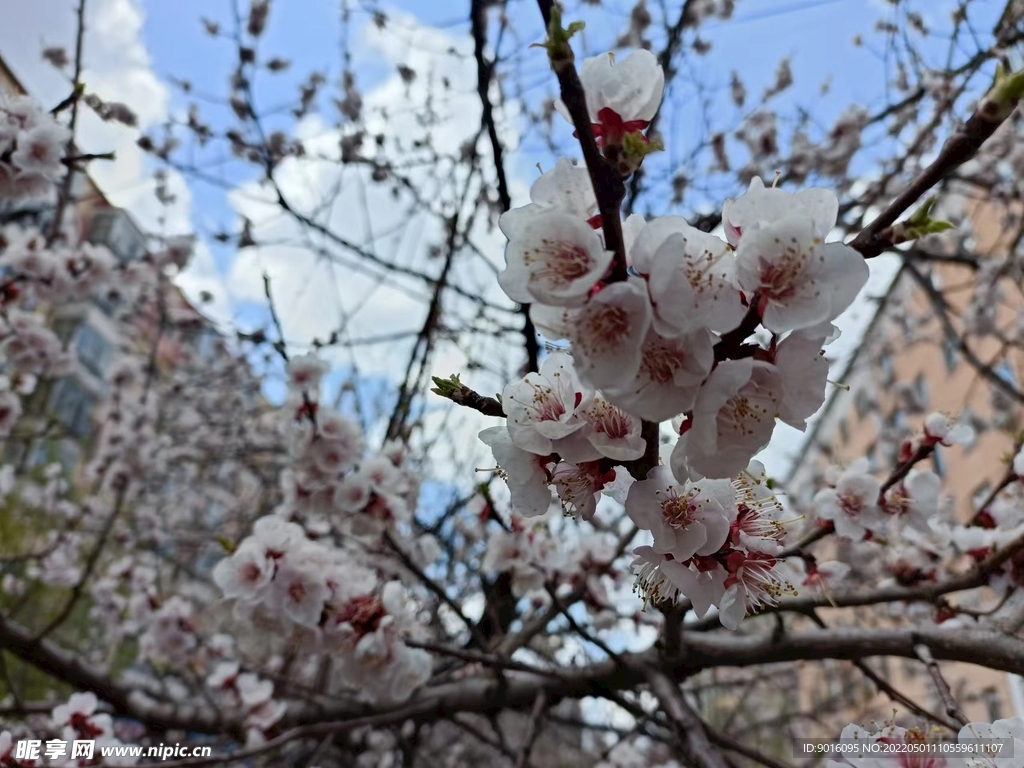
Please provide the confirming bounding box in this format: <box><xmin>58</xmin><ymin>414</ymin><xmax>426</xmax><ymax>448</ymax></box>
<box><xmin>471</xmin><ymin>0</ymin><xmax>540</xmax><ymax>374</ymax></box>
<box><xmin>513</xmin><ymin>691</ymin><xmax>548</xmax><ymax>768</ymax></box>
<box><xmin>914</xmin><ymin>642</ymin><xmax>969</xmax><ymax>726</ymax></box>
<box><xmin>383</xmin><ymin>531</ymin><xmax>489</xmax><ymax>649</ymax></box>
<box><xmin>47</xmin><ymin>0</ymin><xmax>88</xmax><ymax>245</ymax></box>
<box><xmin>535</xmin><ymin>0</ymin><xmax>628</xmax><ymax>281</ymax></box>
<box><xmin>32</xmin><ymin>489</ymin><xmax>126</xmax><ymax>642</ymax></box>
<box><xmin>644</xmin><ymin>667</ymin><xmax>731</xmax><ymax>768</ymax></box>
<box><xmin>808</xmin><ymin>611</ymin><xmax>956</xmax><ymax>731</ymax></box>
<box><xmin>879</xmin><ymin>442</ymin><xmax>935</xmax><ymax>498</ymax></box>
<box><xmin>706</xmin><ymin>729</ymin><xmax>794</xmax><ymax>768</ymax></box>
<box><xmin>430</xmin><ymin>376</ymin><xmax>505</xmax><ymax>417</ymax></box>
<box><xmin>849</xmin><ymin>85</ymin><xmax>1017</xmax><ymax>258</ymax></box>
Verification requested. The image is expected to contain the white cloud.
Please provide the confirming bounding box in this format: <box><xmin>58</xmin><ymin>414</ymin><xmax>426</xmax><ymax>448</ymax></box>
<box><xmin>2</xmin><ymin>0</ymin><xmax>196</xmax><ymax>232</ymax></box>
<box><xmin>220</xmin><ymin>13</ymin><xmax>524</xmax><ymax>389</ymax></box>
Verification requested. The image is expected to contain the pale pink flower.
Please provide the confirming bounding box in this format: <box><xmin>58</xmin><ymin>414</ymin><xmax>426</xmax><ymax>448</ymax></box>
<box><xmin>718</xmin><ymin>552</ymin><xmax>798</xmax><ymax>630</ymax></box>
<box><xmin>498</xmin><ymin>158</ymin><xmax>597</xmax><ymax>236</ymax></box>
<box><xmin>672</xmin><ymin>359</ymin><xmax>781</xmax><ymax>480</ymax></box>
<box><xmin>721</xmin><ymin>176</ymin><xmax>838</xmax><ymax>247</ymax></box>
<box><xmin>557</xmin><ymin>49</ymin><xmax>664</xmax><ymax>125</ymax></box>
<box><xmin>885</xmin><ymin>469</ymin><xmax>941</xmax><ymax>534</ymax></box>
<box><xmin>734</xmin><ymin>215</ymin><xmax>868</xmax><ymax>333</ymax></box>
<box><xmin>814</xmin><ymin>466</ymin><xmax>885</xmax><ymax>541</ymax></box>
<box><xmin>605</xmin><ymin>327</ymin><xmax>715</xmax><ymax>423</ymax></box>
<box><xmin>286</xmin><ymin>353</ymin><xmax>330</xmax><ymax>392</ymax></box>
<box><xmin>502</xmin><ymin>351</ymin><xmax>588</xmax><ymax>455</ymax></box>
<box><xmin>499</xmin><ymin>211</ymin><xmax>612</xmax><ymax>306</ymax></box>
<box><xmin>479</xmin><ymin>426</ymin><xmax>554</xmax><ymax>517</ymax></box>
<box><xmin>646</xmin><ymin>229</ymin><xmax>746</xmax><ymax>336</ymax></box>
<box><xmin>727</xmin><ymin>461</ymin><xmax>790</xmax><ymax>554</ymax></box>
<box><xmin>212</xmin><ymin>540</ymin><xmax>275</xmax><ymax>602</ymax></box>
<box><xmin>958</xmin><ymin>716</ymin><xmax>1024</xmax><ymax>768</ymax></box>
<box><xmin>631</xmin><ymin>546</ymin><xmax>726</xmax><ymax>618</ymax></box>
<box><xmin>267</xmin><ymin>556</ymin><xmax>329</xmax><ymax>628</ymax></box>
<box><xmin>578</xmin><ymin>396</ymin><xmax>645</xmax><ymax>461</ymax></box>
<box><xmin>570</xmin><ymin>278</ymin><xmax>651</xmax><ymax>391</ymax></box>
<box><xmin>246</xmin><ymin>699</ymin><xmax>286</xmax><ymax>731</ymax></box>
<box><xmin>923</xmin><ymin>411</ymin><xmax>975</xmax><ymax>447</ymax></box>
<box><xmin>235</xmin><ymin>673</ymin><xmax>274</xmax><ymax>708</ymax></box>
<box><xmin>773</xmin><ymin>322</ymin><xmax>834</xmax><ymax>429</ymax></box>
<box><xmin>10</xmin><ymin>120</ymin><xmax>69</xmax><ymax>181</ymax></box>
<box><xmin>317</xmin><ymin>408</ymin><xmax>364</xmax><ymax>453</ymax></box>
<box><xmin>625</xmin><ymin>465</ymin><xmax>732</xmax><ymax>561</ymax></box>
<box><xmin>550</xmin><ymin>461</ymin><xmax>611</xmax><ymax>520</ymax></box>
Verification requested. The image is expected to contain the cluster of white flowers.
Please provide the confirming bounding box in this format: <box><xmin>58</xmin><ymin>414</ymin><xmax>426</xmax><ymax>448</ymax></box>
<box><xmin>278</xmin><ymin>354</ymin><xmax>420</xmax><ymax>538</ymax></box>
<box><xmin>0</xmin><ymin>309</ymin><xmax>70</xmax><ymax>377</ymax></box>
<box><xmin>0</xmin><ymin>227</ymin><xmax>118</xmax><ymax>303</ymax></box>
<box><xmin>484</xmin><ymin>44</ymin><xmax>870</xmax><ymax>628</ymax></box>
<box><xmin>482</xmin><ymin>519</ymin><xmax>620</xmax><ymax>624</ymax></box>
<box><xmin>206</xmin><ymin>662</ymin><xmax>287</xmax><ymax>741</ymax></box>
<box><xmin>213</xmin><ymin>516</ymin><xmax>431</xmax><ymax>703</ymax></box>
<box><xmin>625</xmin><ymin>459</ymin><xmax>840</xmax><ymax>629</ymax></box>
<box><xmin>0</xmin><ymin>692</ymin><xmax>138</xmax><ymax>767</ymax></box>
<box><xmin>212</xmin><ymin>359</ymin><xmax>433</xmax><ymax>705</ymax></box>
<box><xmin>0</xmin><ymin>92</ymin><xmax>69</xmax><ymax>201</ymax></box>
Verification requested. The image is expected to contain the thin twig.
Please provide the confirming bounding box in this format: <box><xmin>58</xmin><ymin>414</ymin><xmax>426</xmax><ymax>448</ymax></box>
<box><xmin>513</xmin><ymin>691</ymin><xmax>548</xmax><ymax>768</ymax></box>
<box><xmin>645</xmin><ymin>666</ymin><xmax>730</xmax><ymax>768</ymax></box>
<box><xmin>914</xmin><ymin>642</ymin><xmax>969</xmax><ymax>726</ymax></box>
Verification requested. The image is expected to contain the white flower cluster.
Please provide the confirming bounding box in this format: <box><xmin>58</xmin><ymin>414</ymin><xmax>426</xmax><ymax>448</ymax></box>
<box><xmin>483</xmin><ymin>45</ymin><xmax>871</xmax><ymax>628</ymax></box>
<box><xmin>212</xmin><ymin>357</ymin><xmax>433</xmax><ymax>702</ymax></box>
<box><xmin>279</xmin><ymin>354</ymin><xmax>419</xmax><ymax>538</ymax></box>
<box><xmin>213</xmin><ymin>516</ymin><xmax>431</xmax><ymax>703</ymax></box>
<box><xmin>0</xmin><ymin>309</ymin><xmax>70</xmax><ymax>378</ymax></box>
<box><xmin>814</xmin><ymin>412</ymin><xmax>974</xmax><ymax>543</ymax></box>
<box><xmin>627</xmin><ymin>459</ymin><xmax>822</xmax><ymax>629</ymax></box>
<box><xmin>0</xmin><ymin>92</ymin><xmax>69</xmax><ymax>201</ymax></box>
<box><xmin>0</xmin><ymin>693</ymin><xmax>138</xmax><ymax>767</ymax></box>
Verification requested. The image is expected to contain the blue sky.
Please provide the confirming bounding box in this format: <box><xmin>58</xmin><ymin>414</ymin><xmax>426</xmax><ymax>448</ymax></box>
<box><xmin>0</xmin><ymin>0</ymin><xmax>1003</xmax><ymax>476</ymax></box>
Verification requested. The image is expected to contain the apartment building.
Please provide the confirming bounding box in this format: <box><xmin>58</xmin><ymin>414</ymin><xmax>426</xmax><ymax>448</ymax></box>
<box><xmin>0</xmin><ymin>53</ymin><xmax>226</xmax><ymax>474</ymax></box>
<box><xmin>783</xmin><ymin>200</ymin><xmax>1024</xmax><ymax>734</ymax></box>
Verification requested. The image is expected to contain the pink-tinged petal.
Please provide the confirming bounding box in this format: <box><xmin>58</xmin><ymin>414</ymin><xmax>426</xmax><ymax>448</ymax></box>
<box><xmin>648</xmin><ymin>231</ymin><xmax>745</xmax><ymax>336</ymax></box>
<box><xmin>558</xmin><ymin>49</ymin><xmax>665</xmax><ymax>124</ymax></box>
<box><xmin>604</xmin><ymin>327</ymin><xmax>714</xmax><ymax>423</ymax></box>
<box><xmin>500</xmin><ymin>211</ymin><xmax>612</xmax><ymax>307</ymax></box>
<box><xmin>722</xmin><ymin>176</ymin><xmax>838</xmax><ymax>247</ymax></box>
<box><xmin>571</xmin><ymin>279</ymin><xmax>651</xmax><ymax>391</ymax></box>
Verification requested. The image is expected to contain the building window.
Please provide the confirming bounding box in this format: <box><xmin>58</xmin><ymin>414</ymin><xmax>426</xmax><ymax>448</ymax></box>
<box><xmin>854</xmin><ymin>389</ymin><xmax>874</xmax><ymax>420</ymax></box>
<box><xmin>87</xmin><ymin>209</ymin><xmax>147</xmax><ymax>263</ymax></box>
<box><xmin>913</xmin><ymin>373</ymin><xmax>928</xmax><ymax>406</ymax></box>
<box><xmin>943</xmin><ymin>339</ymin><xmax>958</xmax><ymax>373</ymax></box>
<box><xmin>74</xmin><ymin>324</ymin><xmax>112</xmax><ymax>378</ymax></box>
<box><xmin>879</xmin><ymin>352</ymin><xmax>894</xmax><ymax>380</ymax></box>
<box><xmin>191</xmin><ymin>328</ymin><xmax>220</xmax><ymax>363</ymax></box>
<box><xmin>865</xmin><ymin>443</ymin><xmax>878</xmax><ymax>472</ymax></box>
<box><xmin>996</xmin><ymin>361</ymin><xmax>1018</xmax><ymax>388</ymax></box>
<box><xmin>49</xmin><ymin>378</ymin><xmax>97</xmax><ymax>438</ymax></box>
<box><xmin>972</xmin><ymin>481</ymin><xmax>992</xmax><ymax>512</ymax></box>
<box><xmin>983</xmin><ymin>688</ymin><xmax>1003</xmax><ymax>722</ymax></box>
